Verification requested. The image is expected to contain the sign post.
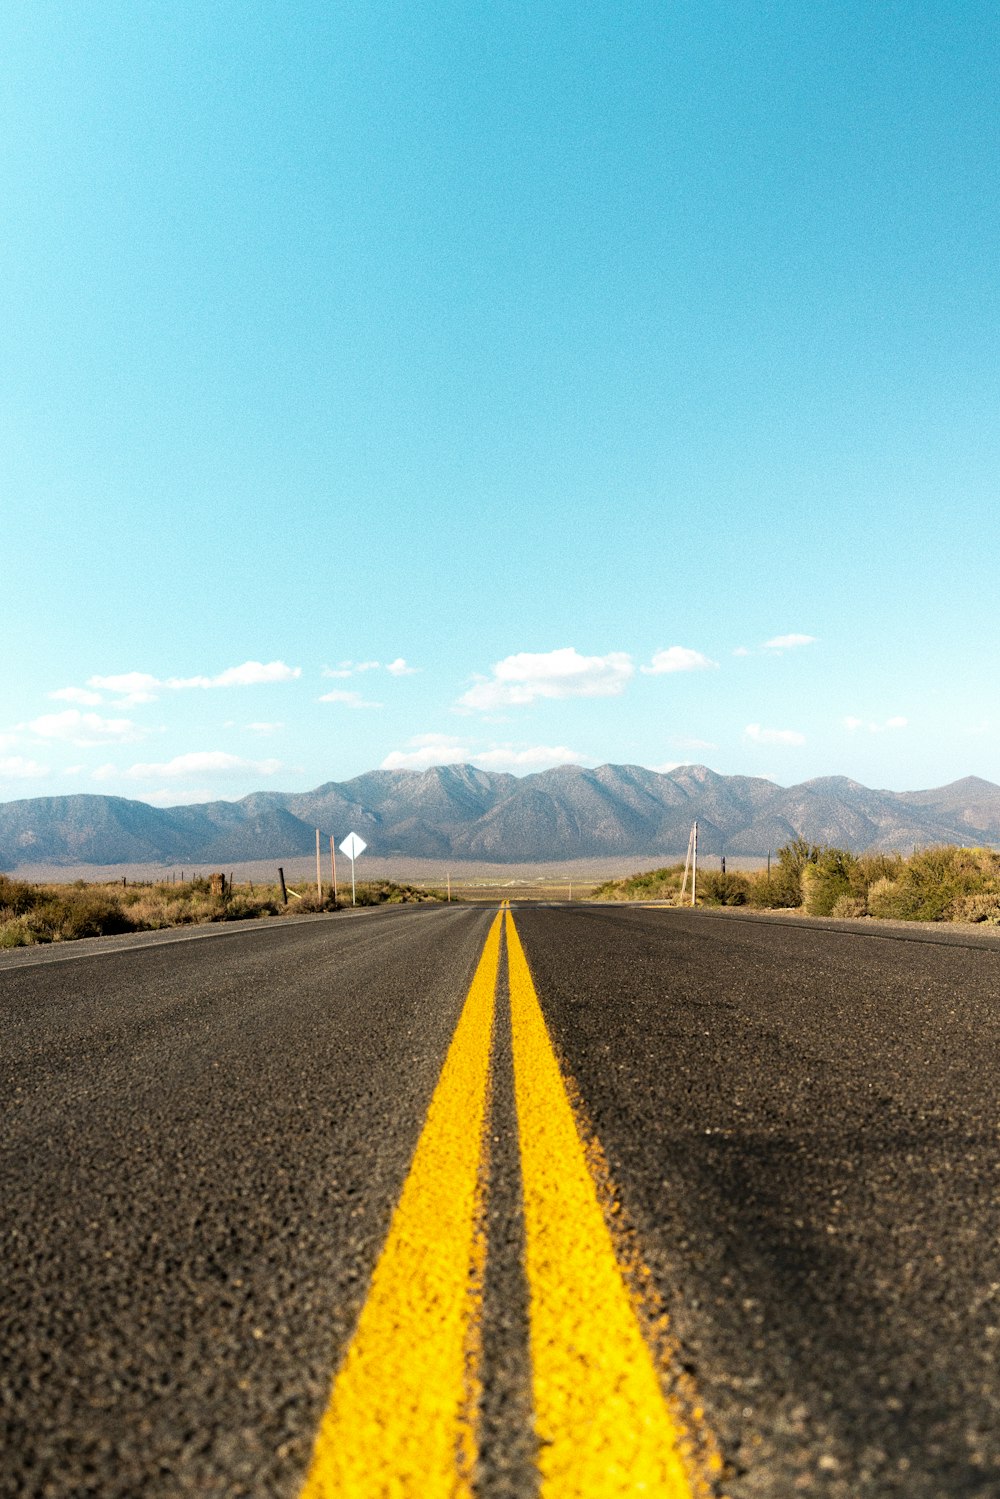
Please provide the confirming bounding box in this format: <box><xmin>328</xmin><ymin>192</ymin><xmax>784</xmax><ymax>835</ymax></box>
<box><xmin>339</xmin><ymin>831</ymin><xmax>367</xmax><ymax>906</ymax></box>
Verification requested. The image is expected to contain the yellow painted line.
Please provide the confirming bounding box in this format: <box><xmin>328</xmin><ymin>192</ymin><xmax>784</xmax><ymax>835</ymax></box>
<box><xmin>299</xmin><ymin>910</ymin><xmax>502</xmax><ymax>1499</ymax></box>
<box><xmin>506</xmin><ymin>909</ymin><xmax>704</xmax><ymax>1497</ymax></box>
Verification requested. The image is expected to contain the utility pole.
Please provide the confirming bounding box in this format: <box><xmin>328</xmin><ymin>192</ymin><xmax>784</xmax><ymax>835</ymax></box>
<box><xmin>447</xmin><ymin>870</ymin><xmax>451</xmax><ymax>903</ymax></box>
<box><xmin>680</xmin><ymin>825</ymin><xmax>693</xmax><ymax>902</ymax></box>
<box><xmin>691</xmin><ymin>820</ymin><xmax>698</xmax><ymax>907</ymax></box>
<box><xmin>330</xmin><ymin>836</ymin><xmax>338</xmax><ymax>902</ymax></box>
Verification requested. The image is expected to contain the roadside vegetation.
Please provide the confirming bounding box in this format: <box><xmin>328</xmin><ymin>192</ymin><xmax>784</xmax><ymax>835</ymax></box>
<box><xmin>591</xmin><ymin>840</ymin><xmax>1000</xmax><ymax>925</ymax></box>
<box><xmin>0</xmin><ymin>875</ymin><xmax>444</xmax><ymax>949</ymax></box>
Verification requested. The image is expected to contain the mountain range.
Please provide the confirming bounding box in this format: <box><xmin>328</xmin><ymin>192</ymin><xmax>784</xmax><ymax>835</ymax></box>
<box><xmin>2</xmin><ymin>764</ymin><xmax>1000</xmax><ymax>870</ymax></box>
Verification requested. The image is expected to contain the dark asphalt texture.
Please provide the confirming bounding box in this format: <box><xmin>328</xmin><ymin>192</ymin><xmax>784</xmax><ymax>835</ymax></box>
<box><xmin>3</xmin><ymin>903</ymin><xmax>1000</xmax><ymax>1496</ymax></box>
<box><xmin>514</xmin><ymin>905</ymin><xmax>1000</xmax><ymax>1498</ymax></box>
<box><xmin>1</xmin><ymin>905</ymin><xmax>493</xmax><ymax>1498</ymax></box>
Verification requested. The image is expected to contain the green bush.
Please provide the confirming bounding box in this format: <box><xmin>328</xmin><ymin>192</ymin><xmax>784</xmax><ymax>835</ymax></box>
<box><xmin>866</xmin><ymin>877</ymin><xmax>910</xmax><ymax>919</ymax></box>
<box><xmin>0</xmin><ymin>916</ymin><xmax>32</xmax><ymax>948</ymax></box>
<box><xmin>861</xmin><ymin>846</ymin><xmax>1000</xmax><ymax>922</ymax></box>
<box><xmin>770</xmin><ymin>839</ymin><xmax>821</xmax><ymax>906</ymax></box>
<box><xmin>591</xmin><ymin>865</ymin><xmax>685</xmax><ymax>902</ymax></box>
<box><xmin>802</xmin><ymin>848</ymin><xmax>857</xmax><ymax>916</ymax></box>
<box><xmin>589</xmin><ymin>840</ymin><xmax>1000</xmax><ymax>924</ymax></box>
<box><xmin>745</xmin><ymin>875</ymin><xmax>799</xmax><ymax>909</ymax></box>
<box><xmin>848</xmin><ymin>852</ymin><xmax>904</xmax><ymax>897</ymax></box>
<box><xmin>0</xmin><ymin>876</ymin><xmax>37</xmax><ymax>917</ymax></box>
<box><xmin>698</xmin><ymin>870</ymin><xmax>751</xmax><ymax>906</ymax></box>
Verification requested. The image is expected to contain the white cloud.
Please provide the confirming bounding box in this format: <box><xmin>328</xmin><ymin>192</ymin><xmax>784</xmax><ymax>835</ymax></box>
<box><xmin>90</xmin><ymin>773</ymin><xmax>237</xmax><ymax>805</ymax></box>
<box><xmin>321</xmin><ymin>660</ymin><xmax>380</xmax><ymax>677</ymax></box>
<box><xmin>732</xmin><ymin>646</ymin><xmax>751</xmax><ymax>658</ymax></box>
<box><xmin>135</xmin><ymin>786</ymin><xmax>222</xmax><ymax>806</ymax></box>
<box><xmin>49</xmin><ymin>686</ymin><xmax>104</xmax><ymax>706</ymax></box>
<box><xmin>381</xmin><ymin>735</ymin><xmax>471</xmax><ymax>770</ymax></box>
<box><xmin>318</xmin><ymin>689</ymin><xmax>384</xmax><ymax>709</ymax></box>
<box><xmin>472</xmin><ymin>744</ymin><xmax>588</xmax><ymax>771</ymax></box>
<box><xmin>641</xmin><ymin>646</ymin><xmax>718</xmax><ymax>676</ymax></box>
<box><xmin>0</xmin><ymin>732</ymin><xmax>18</xmax><ymax>752</ymax></box>
<box><xmin>123</xmin><ymin>752</ymin><xmax>283</xmax><ymax>780</ymax></box>
<box><xmin>459</xmin><ymin>647</ymin><xmax>633</xmax><ymax>712</ymax></box>
<box><xmin>167</xmin><ymin>660</ymin><xmax>301</xmax><ymax>689</ymax></box>
<box><xmin>25</xmin><ymin>710</ymin><xmax>143</xmax><ymax>747</ymax></box>
<box><xmin>744</xmin><ymin>723</ymin><xmax>806</xmax><ymax>747</ymax></box>
<box><xmin>245</xmin><ymin>721</ymin><xmax>284</xmax><ymax>735</ymax></box>
<box><xmin>380</xmin><ymin>734</ymin><xmax>588</xmax><ymax>773</ymax></box>
<box><xmin>844</xmin><ymin>715</ymin><xmax>908</xmax><ymax>734</ymax></box>
<box><xmin>87</xmin><ymin>672</ymin><xmax>161</xmax><ymax>705</ymax></box>
<box><xmin>86</xmin><ymin>660</ymin><xmax>301</xmax><ymax>702</ymax></box>
<box><xmin>649</xmin><ymin>761</ymin><xmax>684</xmax><ymax>774</ymax></box>
<box><xmin>762</xmin><ymin>633</ymin><xmax>816</xmax><ymax>651</ymax></box>
<box><xmin>323</xmin><ymin>658</ymin><xmax>417</xmax><ymax>679</ymax></box>
<box><xmin>0</xmin><ymin>755</ymin><xmax>49</xmax><ymax>779</ymax></box>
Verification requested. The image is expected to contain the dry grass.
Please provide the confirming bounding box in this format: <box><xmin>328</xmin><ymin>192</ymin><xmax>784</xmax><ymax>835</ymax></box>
<box><xmin>0</xmin><ymin>874</ymin><xmax>441</xmax><ymax>949</ymax></box>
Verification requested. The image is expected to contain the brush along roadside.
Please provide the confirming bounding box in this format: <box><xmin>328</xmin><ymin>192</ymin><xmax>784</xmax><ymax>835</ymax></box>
<box><xmin>592</xmin><ymin>841</ymin><xmax>1000</xmax><ymax>925</ymax></box>
<box><xmin>0</xmin><ymin>874</ymin><xmax>446</xmax><ymax>948</ymax></box>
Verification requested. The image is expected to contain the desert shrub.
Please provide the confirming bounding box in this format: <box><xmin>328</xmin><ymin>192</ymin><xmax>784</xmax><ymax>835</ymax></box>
<box><xmin>949</xmin><ymin>892</ymin><xmax>1000</xmax><ymax>924</ymax></box>
<box><xmin>848</xmin><ymin>852</ymin><xmax>904</xmax><ymax>898</ymax></box>
<box><xmin>0</xmin><ymin>876</ymin><xmax>38</xmax><ymax>916</ymax></box>
<box><xmin>769</xmin><ymin>839</ymin><xmax>821</xmax><ymax>906</ymax></box>
<box><xmin>125</xmin><ymin>894</ymin><xmax>188</xmax><ymax>928</ymax></box>
<box><xmin>220</xmin><ymin>891</ymin><xmax>283</xmax><ymax>921</ymax></box>
<box><xmin>874</xmin><ymin>845</ymin><xmax>1000</xmax><ymax>922</ymax></box>
<box><xmin>590</xmin><ymin>840</ymin><xmax>1000</xmax><ymax>924</ymax></box>
<box><xmin>0</xmin><ymin>873</ymin><xmax>444</xmax><ymax>945</ymax></box>
<box><xmin>802</xmin><ymin>847</ymin><xmax>857</xmax><ymax>916</ymax></box>
<box><xmin>698</xmin><ymin>870</ymin><xmax>751</xmax><ymax>906</ymax></box>
<box><xmin>591</xmin><ymin>865</ymin><xmax>686</xmax><ymax>902</ymax></box>
<box><xmin>866</xmin><ymin>877</ymin><xmax>913</xmax><ymax>920</ymax></box>
<box><xmin>61</xmin><ymin>891</ymin><xmax>132</xmax><ymax>939</ymax></box>
<box><xmin>0</xmin><ymin>916</ymin><xmax>33</xmax><ymax>948</ymax></box>
<box><xmin>744</xmin><ymin>871</ymin><xmax>802</xmax><ymax>909</ymax></box>
<box><xmin>281</xmin><ymin>888</ymin><xmax>334</xmax><ymax>913</ymax></box>
<box><xmin>355</xmin><ymin>881</ymin><xmax>417</xmax><ymax>906</ymax></box>
<box><xmin>831</xmin><ymin>894</ymin><xmax>868</xmax><ymax>919</ymax></box>
<box><xmin>49</xmin><ymin>889</ymin><xmax>133</xmax><ymax>940</ymax></box>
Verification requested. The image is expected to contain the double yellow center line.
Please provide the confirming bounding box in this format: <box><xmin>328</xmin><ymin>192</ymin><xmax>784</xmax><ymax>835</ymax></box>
<box><xmin>299</xmin><ymin>907</ymin><xmax>718</xmax><ymax>1497</ymax></box>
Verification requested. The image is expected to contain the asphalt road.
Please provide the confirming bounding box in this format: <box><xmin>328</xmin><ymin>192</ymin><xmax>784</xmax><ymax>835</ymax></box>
<box><xmin>3</xmin><ymin>903</ymin><xmax>1000</xmax><ymax>1496</ymax></box>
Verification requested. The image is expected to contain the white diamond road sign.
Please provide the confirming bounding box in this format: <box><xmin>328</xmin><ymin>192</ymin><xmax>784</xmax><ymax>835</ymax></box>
<box><xmin>339</xmin><ymin>832</ymin><xmax>367</xmax><ymax>861</ymax></box>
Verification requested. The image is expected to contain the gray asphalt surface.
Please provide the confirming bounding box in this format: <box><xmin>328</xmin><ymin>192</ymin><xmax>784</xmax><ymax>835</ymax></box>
<box><xmin>3</xmin><ymin>903</ymin><xmax>1000</xmax><ymax>1496</ymax></box>
<box><xmin>1</xmin><ymin>905</ymin><xmax>493</xmax><ymax>1497</ymax></box>
<box><xmin>514</xmin><ymin>905</ymin><xmax>1000</xmax><ymax>1498</ymax></box>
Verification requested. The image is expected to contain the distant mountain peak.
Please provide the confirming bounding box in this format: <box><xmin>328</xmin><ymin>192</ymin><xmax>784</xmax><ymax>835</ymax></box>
<box><xmin>1</xmin><ymin>765</ymin><xmax>998</xmax><ymax>870</ymax></box>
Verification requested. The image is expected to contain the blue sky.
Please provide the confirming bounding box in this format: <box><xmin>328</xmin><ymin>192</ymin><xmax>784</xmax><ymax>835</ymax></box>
<box><xmin>3</xmin><ymin>0</ymin><xmax>998</xmax><ymax>805</ymax></box>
